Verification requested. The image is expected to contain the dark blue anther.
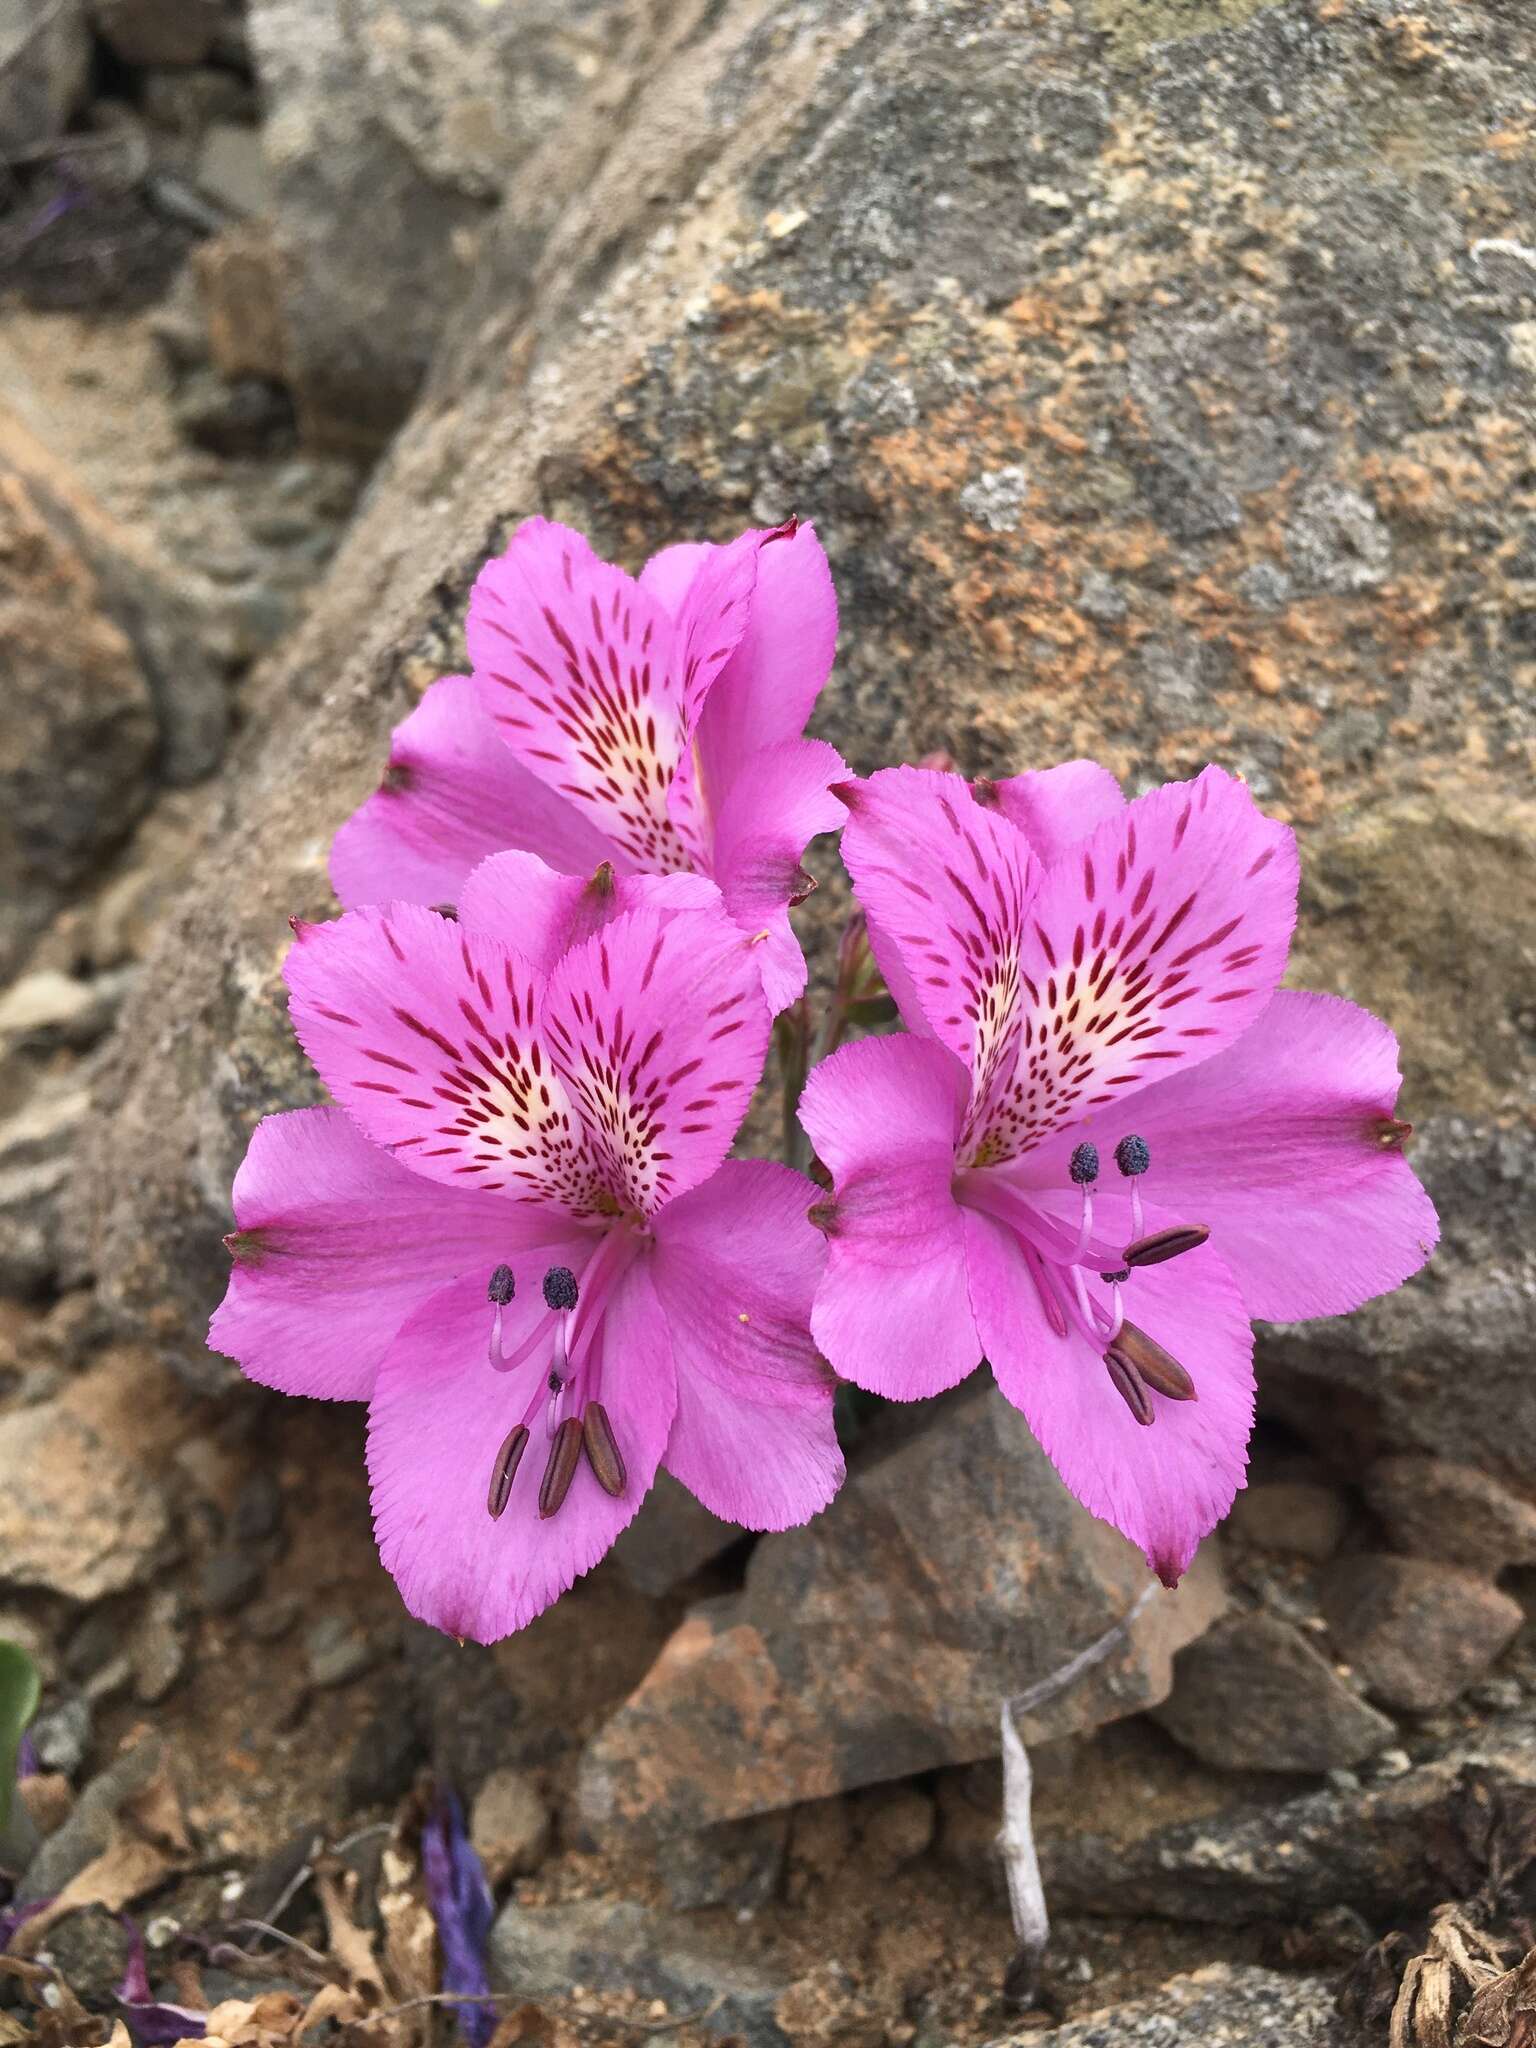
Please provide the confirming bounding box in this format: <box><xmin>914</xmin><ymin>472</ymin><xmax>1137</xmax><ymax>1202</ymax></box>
<box><xmin>543</xmin><ymin>1266</ymin><xmax>579</xmax><ymax>1312</ymax></box>
<box><xmin>1069</xmin><ymin>1142</ymin><xmax>1100</xmax><ymax>1186</ymax></box>
<box><xmin>487</xmin><ymin>1264</ymin><xmax>515</xmax><ymax>1306</ymax></box>
<box><xmin>1115</xmin><ymin>1134</ymin><xmax>1151</xmax><ymax>1178</ymax></box>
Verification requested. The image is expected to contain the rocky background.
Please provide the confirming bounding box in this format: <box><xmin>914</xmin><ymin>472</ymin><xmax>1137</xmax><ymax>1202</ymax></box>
<box><xmin>1</xmin><ymin>0</ymin><xmax>1534</xmax><ymax>2041</ymax></box>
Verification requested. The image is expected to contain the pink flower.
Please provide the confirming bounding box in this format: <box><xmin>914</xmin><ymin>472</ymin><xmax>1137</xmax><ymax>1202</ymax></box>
<box><xmin>800</xmin><ymin>762</ymin><xmax>1438</xmax><ymax>1586</ymax></box>
<box><xmin>209</xmin><ymin>877</ymin><xmax>843</xmax><ymax>1642</ymax></box>
<box><xmin>330</xmin><ymin>516</ymin><xmax>845</xmax><ymax>1014</ymax></box>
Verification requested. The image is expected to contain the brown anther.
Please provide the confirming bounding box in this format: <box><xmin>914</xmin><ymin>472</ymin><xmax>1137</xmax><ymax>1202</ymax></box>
<box><xmin>1111</xmin><ymin>1321</ymin><xmax>1197</xmax><ymax>1402</ymax></box>
<box><xmin>583</xmin><ymin>1402</ymin><xmax>627</xmax><ymax>1497</ymax></box>
<box><xmin>432</xmin><ymin>901</ymin><xmax>459</xmax><ymax>920</ymax></box>
<box><xmin>1374</xmin><ymin>1116</ymin><xmax>1413</xmax><ymax>1149</ymax></box>
<box><xmin>223</xmin><ymin>1228</ymin><xmax>267</xmax><ymax>1264</ymax></box>
<box><xmin>970</xmin><ymin>776</ymin><xmax>1001</xmax><ymax>808</ymax></box>
<box><xmin>486</xmin><ymin>1424</ymin><xmax>529</xmax><ymax>1520</ymax></box>
<box><xmin>1104</xmin><ymin>1351</ymin><xmax>1155</xmax><ymax>1427</ymax></box>
<box><xmin>587</xmin><ymin>860</ymin><xmax>617</xmax><ymax>899</ymax></box>
<box><xmin>807</xmin><ymin>1200</ymin><xmax>840</xmax><ymax>1236</ymax></box>
<box><xmin>788</xmin><ymin>866</ymin><xmax>818</xmax><ymax>906</ymax></box>
<box><xmin>1123</xmin><ymin>1225</ymin><xmax>1210</xmax><ymax>1269</ymax></box>
<box><xmin>381</xmin><ymin>761</ymin><xmax>412</xmax><ymax>794</ymax></box>
<box><xmin>538</xmin><ymin>1417</ymin><xmax>584</xmax><ymax>1519</ymax></box>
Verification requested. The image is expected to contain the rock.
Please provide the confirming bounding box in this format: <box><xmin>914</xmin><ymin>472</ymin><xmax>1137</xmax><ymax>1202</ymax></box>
<box><xmin>1320</xmin><ymin>1555</ymin><xmax>1523</xmax><ymax>1713</ymax></box>
<box><xmin>0</xmin><ymin>461</ymin><xmax>157</xmax><ymax>980</ymax></box>
<box><xmin>90</xmin><ymin>0</ymin><xmax>221</xmax><ymax>65</ymax></box>
<box><xmin>469</xmin><ymin>1767</ymin><xmax>551</xmax><ymax>1884</ymax></box>
<box><xmin>36</xmin><ymin>1904</ymin><xmax>130</xmax><ymax>2005</ymax></box>
<box><xmin>1224</xmin><ymin>1481</ymin><xmax>1349</xmax><ymax>1563</ymax></box>
<box><xmin>855</xmin><ymin>1783</ymin><xmax>936</xmax><ymax>1873</ymax></box>
<box><xmin>141</xmin><ymin>65</ymin><xmax>254</xmax><ymax>133</ymax></box>
<box><xmin>0</xmin><ymin>970</ymin><xmax>122</xmax><ymax>1050</ymax></box>
<box><xmin>610</xmin><ymin>1470</ymin><xmax>738</xmax><ymax>1598</ymax></box>
<box><xmin>173</xmin><ymin>370</ymin><xmax>293</xmax><ymax>456</ymax></box>
<box><xmin>132</xmin><ymin>1589</ymin><xmax>188</xmax><ymax>1704</ymax></box>
<box><xmin>1044</xmin><ymin>1714</ymin><xmax>1536</xmax><ymax>1928</ymax></box>
<box><xmin>0</xmin><ymin>1082</ymin><xmax>92</xmax><ymax>1296</ymax></box>
<box><xmin>198</xmin><ymin>1545</ymin><xmax>265</xmax><ymax>1615</ymax></box>
<box><xmin>30</xmin><ymin>1696</ymin><xmax>91</xmax><ymax>1777</ymax></box>
<box><xmin>304</xmin><ymin>1615</ymin><xmax>376</xmax><ymax>1690</ymax></box>
<box><xmin>0</xmin><ymin>406</ymin><xmax>227</xmax><ymax>797</ymax></box>
<box><xmin>0</xmin><ymin>0</ymin><xmax>89</xmax><ymax>155</ymax></box>
<box><xmin>1150</xmin><ymin>1612</ymin><xmax>1395</xmax><ymax>1775</ymax></box>
<box><xmin>247</xmin><ymin>0</ymin><xmax>641</xmax><ymax>448</ymax></box>
<box><xmin>0</xmin><ymin>1352</ymin><xmax>172</xmax><ymax>1599</ymax></box>
<box><xmin>579</xmin><ymin>1389</ymin><xmax>1225</xmax><ymax>1839</ymax></box>
<box><xmin>488</xmin><ymin>1898</ymin><xmax>792</xmax><ymax>2048</ymax></box>
<box><xmin>82</xmin><ymin>0</ymin><xmax>1536</xmax><ymax>1447</ymax></box>
<box><xmin>193</xmin><ymin>227</ymin><xmax>289</xmax><ymax>384</ymax></box>
<box><xmin>982</xmin><ymin>1965</ymin><xmax>1343</xmax><ymax>2048</ymax></box>
<box><xmin>19</xmin><ymin>1737</ymin><xmax>163</xmax><ymax>1902</ymax></box>
<box><xmin>1364</xmin><ymin>1457</ymin><xmax>1536</xmax><ymax>1574</ymax></box>
<box><xmin>657</xmin><ymin>1813</ymin><xmax>790</xmax><ymax>1914</ymax></box>
<box><xmin>194</xmin><ymin>122</ymin><xmax>270</xmax><ymax>217</ymax></box>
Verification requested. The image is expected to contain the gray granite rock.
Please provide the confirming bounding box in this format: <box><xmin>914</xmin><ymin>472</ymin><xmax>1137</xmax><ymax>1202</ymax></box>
<box><xmin>489</xmin><ymin>1898</ymin><xmax>791</xmax><ymax>2048</ymax></box>
<box><xmin>0</xmin><ymin>0</ymin><xmax>89</xmax><ymax>155</ymax></box>
<box><xmin>1151</xmin><ymin>1613</ymin><xmax>1394</xmax><ymax>1776</ymax></box>
<box><xmin>982</xmin><ymin>1964</ymin><xmax>1345</xmax><ymax>2048</ymax></box>
<box><xmin>1320</xmin><ymin>1555</ymin><xmax>1523</xmax><ymax>1714</ymax></box>
<box><xmin>578</xmin><ymin>1388</ymin><xmax>1225</xmax><ymax>1838</ymax></box>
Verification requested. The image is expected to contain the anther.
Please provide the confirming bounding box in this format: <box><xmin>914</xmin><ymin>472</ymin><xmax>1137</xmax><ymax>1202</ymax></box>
<box><xmin>788</xmin><ymin>867</ymin><xmax>818</xmax><ymax>906</ymax></box>
<box><xmin>1104</xmin><ymin>1351</ymin><xmax>1155</xmax><ymax>1427</ymax></box>
<box><xmin>807</xmin><ymin>1201</ymin><xmax>840</xmax><ymax>1236</ymax></box>
<box><xmin>1115</xmin><ymin>1135</ymin><xmax>1150</xmax><ymax>1178</ymax></box>
<box><xmin>1111</xmin><ymin>1321</ymin><xmax>1197</xmax><ymax>1402</ymax></box>
<box><xmin>583</xmin><ymin>1403</ymin><xmax>627</xmax><ymax>1497</ymax></box>
<box><xmin>487</xmin><ymin>1264</ymin><xmax>515</xmax><ymax>1306</ymax></box>
<box><xmin>543</xmin><ymin>1266</ymin><xmax>579</xmax><ymax>1312</ymax></box>
<box><xmin>1123</xmin><ymin>1225</ymin><xmax>1209</xmax><ymax>1269</ymax></box>
<box><xmin>486</xmin><ymin>1424</ymin><xmax>528</xmax><ymax>1520</ymax></box>
<box><xmin>538</xmin><ymin>1417</ymin><xmax>584</xmax><ymax>1518</ymax></box>
<box><xmin>1099</xmin><ymin>1268</ymin><xmax>1130</xmax><ymax>1285</ymax></box>
<box><xmin>1069</xmin><ymin>1142</ymin><xmax>1100</xmax><ymax>1185</ymax></box>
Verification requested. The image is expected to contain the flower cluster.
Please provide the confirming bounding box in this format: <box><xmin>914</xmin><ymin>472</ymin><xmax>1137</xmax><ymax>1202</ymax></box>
<box><xmin>212</xmin><ymin>516</ymin><xmax>1438</xmax><ymax>1641</ymax></box>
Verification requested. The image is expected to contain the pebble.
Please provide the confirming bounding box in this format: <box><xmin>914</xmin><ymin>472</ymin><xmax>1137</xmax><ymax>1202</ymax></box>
<box><xmin>200</xmin><ymin>1546</ymin><xmax>265</xmax><ymax>1615</ymax></box>
<box><xmin>304</xmin><ymin>1616</ymin><xmax>376</xmax><ymax>1690</ymax></box>
<box><xmin>470</xmin><ymin>1767</ymin><xmax>553</xmax><ymax>1884</ymax></box>
<box><xmin>30</xmin><ymin>1697</ymin><xmax>91</xmax><ymax>1778</ymax></box>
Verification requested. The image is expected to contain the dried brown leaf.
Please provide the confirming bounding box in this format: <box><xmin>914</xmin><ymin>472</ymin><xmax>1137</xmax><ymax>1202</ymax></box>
<box><xmin>1460</xmin><ymin>1948</ymin><xmax>1536</xmax><ymax>2047</ymax></box>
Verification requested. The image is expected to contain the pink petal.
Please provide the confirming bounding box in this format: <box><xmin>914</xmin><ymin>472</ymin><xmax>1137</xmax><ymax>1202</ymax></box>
<box><xmin>964</xmin><ymin>1208</ymin><xmax>1254</xmax><ymax>1585</ymax></box>
<box><xmin>979</xmin><ymin>759</ymin><xmax>1126</xmax><ymax>866</ymax></box>
<box><xmin>329</xmin><ymin>677</ymin><xmax>610</xmax><ymax>912</ymax></box>
<box><xmin>1018</xmin><ymin>990</ymin><xmax>1438</xmax><ymax>1323</ymax></box>
<box><xmin>650</xmin><ymin>1160</ymin><xmax>843</xmax><ymax>1529</ymax></box>
<box><xmin>367</xmin><ymin>1262</ymin><xmax>676</xmax><ymax>1642</ymax></box>
<box><xmin>465</xmin><ymin>519</ymin><xmax>693</xmax><ymax>872</ymax></box>
<box><xmin>706</xmin><ymin>737</ymin><xmax>848</xmax><ymax>1014</ymax></box>
<box><xmin>691</xmin><ymin>521</ymin><xmax>838</xmax><ymax>803</ymax></box>
<box><xmin>210</xmin><ymin>1107</ymin><xmax>566</xmax><ymax>1400</ymax></box>
<box><xmin>284</xmin><ymin>903</ymin><xmax>604</xmax><ymax>1210</ymax></box>
<box><xmin>637</xmin><ymin>540</ymin><xmax>711</xmax><ymax>618</ymax></box>
<box><xmin>667</xmin><ymin>526</ymin><xmax>763</xmax><ymax>733</ymax></box>
<box><xmin>542</xmin><ymin>904</ymin><xmax>770</xmax><ymax>1215</ymax></box>
<box><xmin>800</xmin><ymin>1034</ymin><xmax>981</xmax><ymax>1399</ymax></box>
<box><xmin>987</xmin><ymin>764</ymin><xmax>1299</xmax><ymax>1157</ymax></box>
<box><xmin>838</xmin><ymin>766</ymin><xmax>1038</xmax><ymax>1111</ymax></box>
<box><xmin>459</xmin><ymin>851</ymin><xmax>720</xmax><ymax>979</ymax></box>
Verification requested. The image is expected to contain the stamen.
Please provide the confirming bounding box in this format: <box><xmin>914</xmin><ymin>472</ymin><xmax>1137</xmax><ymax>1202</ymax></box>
<box><xmin>1104</xmin><ymin>1351</ymin><xmax>1155</xmax><ymax>1427</ymax></box>
<box><xmin>1111</xmin><ymin>1321</ymin><xmax>1197</xmax><ymax>1401</ymax></box>
<box><xmin>1123</xmin><ymin>1225</ymin><xmax>1210</xmax><ymax>1269</ymax></box>
<box><xmin>1115</xmin><ymin>1135</ymin><xmax>1149</xmax><ymax>1239</ymax></box>
<box><xmin>486</xmin><ymin>1424</ymin><xmax>529</xmax><ymax>1520</ymax></box>
<box><xmin>487</xmin><ymin>1263</ymin><xmax>516</xmax><ymax>1367</ymax></box>
<box><xmin>1114</xmin><ymin>1135</ymin><xmax>1150</xmax><ymax>1177</ymax></box>
<box><xmin>583</xmin><ymin>1403</ymin><xmax>627</xmax><ymax>1497</ymax></box>
<box><xmin>1099</xmin><ymin>1268</ymin><xmax>1130</xmax><ymax>1285</ymax></box>
<box><xmin>538</xmin><ymin>1417</ymin><xmax>584</xmax><ymax>1518</ymax></box>
<box><xmin>543</xmin><ymin>1266</ymin><xmax>579</xmax><ymax>1312</ymax></box>
<box><xmin>1069</xmin><ymin>1142</ymin><xmax>1098</xmax><ymax>1260</ymax></box>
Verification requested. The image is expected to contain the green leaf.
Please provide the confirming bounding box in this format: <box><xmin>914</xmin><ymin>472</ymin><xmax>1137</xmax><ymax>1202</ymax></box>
<box><xmin>0</xmin><ymin>1639</ymin><xmax>41</xmax><ymax>1834</ymax></box>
